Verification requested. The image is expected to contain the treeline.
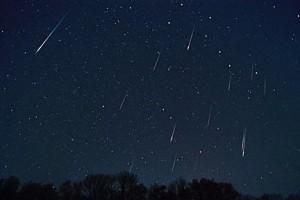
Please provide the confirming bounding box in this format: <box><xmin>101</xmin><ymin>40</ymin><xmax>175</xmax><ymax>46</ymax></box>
<box><xmin>0</xmin><ymin>171</ymin><xmax>299</xmax><ymax>200</ymax></box>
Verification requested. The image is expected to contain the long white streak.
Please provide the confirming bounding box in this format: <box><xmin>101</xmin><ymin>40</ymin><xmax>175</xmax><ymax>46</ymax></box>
<box><xmin>263</xmin><ymin>78</ymin><xmax>267</xmax><ymax>96</ymax></box>
<box><xmin>242</xmin><ymin>128</ymin><xmax>247</xmax><ymax>157</ymax></box>
<box><xmin>171</xmin><ymin>155</ymin><xmax>177</xmax><ymax>173</ymax></box>
<box><xmin>35</xmin><ymin>12</ymin><xmax>69</xmax><ymax>54</ymax></box>
<box><xmin>120</xmin><ymin>94</ymin><xmax>128</xmax><ymax>110</ymax></box>
<box><xmin>251</xmin><ymin>65</ymin><xmax>254</xmax><ymax>81</ymax></box>
<box><xmin>170</xmin><ymin>123</ymin><xmax>176</xmax><ymax>143</ymax></box>
<box><xmin>153</xmin><ymin>51</ymin><xmax>161</xmax><ymax>71</ymax></box>
<box><xmin>186</xmin><ymin>25</ymin><xmax>195</xmax><ymax>51</ymax></box>
<box><xmin>205</xmin><ymin>106</ymin><xmax>212</xmax><ymax>128</ymax></box>
<box><xmin>227</xmin><ymin>72</ymin><xmax>232</xmax><ymax>91</ymax></box>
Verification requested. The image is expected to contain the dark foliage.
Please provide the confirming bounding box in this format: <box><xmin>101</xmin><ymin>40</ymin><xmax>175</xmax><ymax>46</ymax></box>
<box><xmin>0</xmin><ymin>172</ymin><xmax>298</xmax><ymax>200</ymax></box>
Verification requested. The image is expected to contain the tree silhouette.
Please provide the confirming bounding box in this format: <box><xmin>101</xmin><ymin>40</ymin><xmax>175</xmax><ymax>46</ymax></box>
<box><xmin>0</xmin><ymin>172</ymin><xmax>299</xmax><ymax>200</ymax></box>
<box><xmin>18</xmin><ymin>182</ymin><xmax>57</xmax><ymax>200</ymax></box>
<box><xmin>116</xmin><ymin>171</ymin><xmax>147</xmax><ymax>200</ymax></box>
<box><xmin>188</xmin><ymin>178</ymin><xmax>240</xmax><ymax>200</ymax></box>
<box><xmin>287</xmin><ymin>194</ymin><xmax>300</xmax><ymax>200</ymax></box>
<box><xmin>217</xmin><ymin>182</ymin><xmax>240</xmax><ymax>200</ymax></box>
<box><xmin>59</xmin><ymin>180</ymin><xmax>83</xmax><ymax>200</ymax></box>
<box><xmin>167</xmin><ymin>179</ymin><xmax>190</xmax><ymax>200</ymax></box>
<box><xmin>59</xmin><ymin>181</ymin><xmax>72</xmax><ymax>200</ymax></box>
<box><xmin>240</xmin><ymin>194</ymin><xmax>258</xmax><ymax>200</ymax></box>
<box><xmin>79</xmin><ymin>174</ymin><xmax>115</xmax><ymax>200</ymax></box>
<box><xmin>260</xmin><ymin>194</ymin><xmax>284</xmax><ymax>200</ymax></box>
<box><xmin>148</xmin><ymin>184</ymin><xmax>168</xmax><ymax>200</ymax></box>
<box><xmin>0</xmin><ymin>176</ymin><xmax>20</xmax><ymax>200</ymax></box>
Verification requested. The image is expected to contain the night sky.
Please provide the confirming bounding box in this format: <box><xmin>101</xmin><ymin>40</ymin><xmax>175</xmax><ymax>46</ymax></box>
<box><xmin>1</xmin><ymin>0</ymin><xmax>300</xmax><ymax>196</ymax></box>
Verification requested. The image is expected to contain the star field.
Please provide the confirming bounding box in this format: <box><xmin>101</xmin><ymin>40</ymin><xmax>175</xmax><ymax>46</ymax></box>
<box><xmin>1</xmin><ymin>0</ymin><xmax>300</xmax><ymax>195</ymax></box>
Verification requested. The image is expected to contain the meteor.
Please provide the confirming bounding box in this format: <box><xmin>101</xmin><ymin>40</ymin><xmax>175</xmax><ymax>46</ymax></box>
<box><xmin>186</xmin><ymin>25</ymin><xmax>195</xmax><ymax>51</ymax></box>
<box><xmin>241</xmin><ymin>128</ymin><xmax>247</xmax><ymax>157</ymax></box>
<box><xmin>171</xmin><ymin>155</ymin><xmax>177</xmax><ymax>173</ymax></box>
<box><xmin>153</xmin><ymin>51</ymin><xmax>161</xmax><ymax>71</ymax></box>
<box><xmin>120</xmin><ymin>94</ymin><xmax>128</xmax><ymax>110</ymax></box>
<box><xmin>227</xmin><ymin>72</ymin><xmax>232</xmax><ymax>91</ymax></box>
<box><xmin>170</xmin><ymin>123</ymin><xmax>176</xmax><ymax>143</ymax></box>
<box><xmin>263</xmin><ymin>78</ymin><xmax>267</xmax><ymax>96</ymax></box>
<box><xmin>35</xmin><ymin>12</ymin><xmax>69</xmax><ymax>54</ymax></box>
<box><xmin>205</xmin><ymin>106</ymin><xmax>212</xmax><ymax>128</ymax></box>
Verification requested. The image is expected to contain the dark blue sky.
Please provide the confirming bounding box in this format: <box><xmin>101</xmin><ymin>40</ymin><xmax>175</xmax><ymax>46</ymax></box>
<box><xmin>1</xmin><ymin>0</ymin><xmax>300</xmax><ymax>196</ymax></box>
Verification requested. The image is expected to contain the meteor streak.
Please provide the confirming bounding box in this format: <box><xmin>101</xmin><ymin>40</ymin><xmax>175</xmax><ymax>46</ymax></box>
<box><xmin>120</xmin><ymin>94</ymin><xmax>128</xmax><ymax>110</ymax></box>
<box><xmin>153</xmin><ymin>51</ymin><xmax>161</xmax><ymax>71</ymax></box>
<box><xmin>263</xmin><ymin>78</ymin><xmax>267</xmax><ymax>96</ymax></box>
<box><xmin>205</xmin><ymin>106</ymin><xmax>212</xmax><ymax>128</ymax></box>
<box><xmin>186</xmin><ymin>25</ymin><xmax>195</xmax><ymax>51</ymax></box>
<box><xmin>171</xmin><ymin>155</ymin><xmax>177</xmax><ymax>173</ymax></box>
<box><xmin>35</xmin><ymin>12</ymin><xmax>69</xmax><ymax>54</ymax></box>
<box><xmin>170</xmin><ymin>123</ymin><xmax>176</xmax><ymax>143</ymax></box>
<box><xmin>227</xmin><ymin>72</ymin><xmax>232</xmax><ymax>91</ymax></box>
<box><xmin>242</xmin><ymin>128</ymin><xmax>247</xmax><ymax>157</ymax></box>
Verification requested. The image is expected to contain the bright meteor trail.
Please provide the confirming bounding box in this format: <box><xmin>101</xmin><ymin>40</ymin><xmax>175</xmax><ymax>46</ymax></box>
<box><xmin>186</xmin><ymin>25</ymin><xmax>195</xmax><ymax>51</ymax></box>
<box><xmin>241</xmin><ymin>128</ymin><xmax>247</xmax><ymax>158</ymax></box>
<box><xmin>170</xmin><ymin>122</ymin><xmax>177</xmax><ymax>143</ymax></box>
<box><xmin>35</xmin><ymin>12</ymin><xmax>69</xmax><ymax>54</ymax></box>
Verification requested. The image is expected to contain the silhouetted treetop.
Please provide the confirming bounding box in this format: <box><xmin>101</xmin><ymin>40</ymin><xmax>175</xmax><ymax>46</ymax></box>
<box><xmin>0</xmin><ymin>172</ymin><xmax>298</xmax><ymax>200</ymax></box>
